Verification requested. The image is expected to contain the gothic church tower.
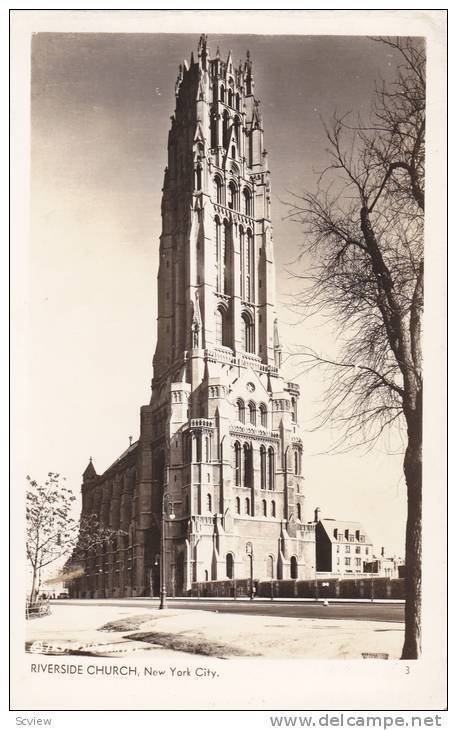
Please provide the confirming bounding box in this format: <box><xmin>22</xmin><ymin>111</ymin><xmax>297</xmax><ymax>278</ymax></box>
<box><xmin>77</xmin><ymin>36</ymin><xmax>315</xmax><ymax>599</ymax></box>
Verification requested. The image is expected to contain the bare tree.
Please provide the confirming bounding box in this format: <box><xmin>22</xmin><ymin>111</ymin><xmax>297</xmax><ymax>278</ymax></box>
<box><xmin>288</xmin><ymin>37</ymin><xmax>424</xmax><ymax>659</ymax></box>
<box><xmin>26</xmin><ymin>473</ymin><xmax>125</xmax><ymax>602</ymax></box>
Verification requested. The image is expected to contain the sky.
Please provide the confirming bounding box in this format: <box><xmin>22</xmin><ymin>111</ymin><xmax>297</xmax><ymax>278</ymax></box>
<box><xmin>29</xmin><ymin>32</ymin><xmax>408</xmax><ymax>557</ymax></box>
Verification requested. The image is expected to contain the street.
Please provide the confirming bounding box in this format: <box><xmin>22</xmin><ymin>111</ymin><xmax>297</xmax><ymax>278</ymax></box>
<box><xmin>53</xmin><ymin>598</ymin><xmax>404</xmax><ymax>623</ymax></box>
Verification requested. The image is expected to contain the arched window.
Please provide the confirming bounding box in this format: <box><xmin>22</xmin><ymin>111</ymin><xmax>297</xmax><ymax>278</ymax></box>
<box><xmin>245</xmin><ymin>497</ymin><xmax>250</xmax><ymax>515</ymax></box>
<box><xmin>244</xmin><ymin>230</ymin><xmax>253</xmax><ymax>301</ymax></box>
<box><xmin>241</xmin><ymin>312</ymin><xmax>254</xmax><ymax>353</ymax></box>
<box><xmin>291</xmin><ymin>396</ymin><xmax>297</xmax><ymax>423</ymax></box>
<box><xmin>220</xmin><ymin>85</ymin><xmax>225</xmax><ymax>103</ymax></box>
<box><xmin>226</xmin><ymin>553</ymin><xmax>234</xmax><ymax>579</ymax></box>
<box><xmin>195</xmin><ymin>164</ymin><xmax>202</xmax><ymax>190</ymax></box>
<box><xmin>228</xmin><ymin>88</ymin><xmax>233</xmax><ymax>107</ymax></box>
<box><xmin>222</xmin><ymin>109</ymin><xmax>229</xmax><ymax>146</ymax></box>
<box><xmin>235</xmin><ymin>93</ymin><xmax>240</xmax><ymax>111</ymax></box>
<box><xmin>236</xmin><ymin>496</ymin><xmax>240</xmax><ymax>514</ymax></box>
<box><xmin>204</xmin><ymin>569</ymin><xmax>209</xmax><ymax>582</ymax></box>
<box><xmin>231</xmin><ymin>145</ymin><xmax>236</xmax><ymax>159</ymax></box>
<box><xmin>234</xmin><ymin>116</ymin><xmax>241</xmax><ymax>144</ymax></box>
<box><xmin>234</xmin><ymin>442</ymin><xmax>242</xmax><ymax>486</ymax></box>
<box><xmin>223</xmin><ymin>220</ymin><xmax>232</xmax><ymax>294</ymax></box>
<box><xmin>207</xmin><ymin>493</ymin><xmax>212</xmax><ymax>512</ymax></box>
<box><xmin>294</xmin><ymin>450</ymin><xmax>299</xmax><ymax>475</ymax></box>
<box><xmin>296</xmin><ymin>503</ymin><xmax>302</xmax><ymax>521</ymax></box>
<box><xmin>262</xmin><ymin>499</ymin><xmax>267</xmax><ymax>517</ymax></box>
<box><xmin>195</xmin><ymin>434</ymin><xmax>202</xmax><ymax>462</ymax></box>
<box><xmin>215</xmin><ymin>307</ymin><xmax>223</xmax><ymax>346</ymax></box>
<box><xmin>215</xmin><ymin>217</ymin><xmax>221</xmax><ymax>290</ymax></box>
<box><xmin>236</xmin><ymin>400</ymin><xmax>245</xmax><ymax>424</ymax></box>
<box><xmin>243</xmin><ymin>444</ymin><xmax>252</xmax><ymax>488</ymax></box>
<box><xmin>268</xmin><ymin>447</ymin><xmax>275</xmax><ymax>490</ymax></box>
<box><xmin>248</xmin><ymin>401</ymin><xmax>256</xmax><ymax>425</ymax></box>
<box><xmin>214</xmin><ymin>176</ymin><xmax>223</xmax><ymax>204</ymax></box>
<box><xmin>267</xmin><ymin>554</ymin><xmax>275</xmax><ymax>579</ymax></box>
<box><xmin>271</xmin><ymin>500</ymin><xmax>276</xmax><ymax>518</ymax></box>
<box><xmin>259</xmin><ymin>403</ymin><xmax>268</xmax><ymax>428</ymax></box>
<box><xmin>260</xmin><ymin>445</ymin><xmax>267</xmax><ymax>489</ymax></box>
<box><xmin>243</xmin><ymin>188</ymin><xmax>252</xmax><ymax>216</ymax></box>
<box><xmin>228</xmin><ymin>181</ymin><xmax>237</xmax><ymax>210</ymax></box>
<box><xmin>290</xmin><ymin>556</ymin><xmax>298</xmax><ymax>580</ymax></box>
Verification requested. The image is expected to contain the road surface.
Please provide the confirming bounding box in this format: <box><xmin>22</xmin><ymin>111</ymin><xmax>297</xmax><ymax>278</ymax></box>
<box><xmin>53</xmin><ymin>598</ymin><xmax>404</xmax><ymax>623</ymax></box>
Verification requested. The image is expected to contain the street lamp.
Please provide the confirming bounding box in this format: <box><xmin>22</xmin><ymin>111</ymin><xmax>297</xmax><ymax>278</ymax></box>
<box><xmin>159</xmin><ymin>492</ymin><xmax>175</xmax><ymax>609</ymax></box>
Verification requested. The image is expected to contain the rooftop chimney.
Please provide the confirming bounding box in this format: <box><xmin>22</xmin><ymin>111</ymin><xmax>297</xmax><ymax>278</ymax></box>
<box><xmin>314</xmin><ymin>507</ymin><xmax>321</xmax><ymax>523</ymax></box>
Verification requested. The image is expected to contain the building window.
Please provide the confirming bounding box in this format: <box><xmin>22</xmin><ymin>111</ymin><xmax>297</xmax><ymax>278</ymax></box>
<box><xmin>248</xmin><ymin>401</ymin><xmax>256</xmax><ymax>425</ymax></box>
<box><xmin>355</xmin><ymin>546</ymin><xmax>361</xmax><ymax>554</ymax></box>
<box><xmin>271</xmin><ymin>500</ymin><xmax>276</xmax><ymax>518</ymax></box>
<box><xmin>222</xmin><ymin>109</ymin><xmax>229</xmax><ymax>147</ymax></box>
<box><xmin>228</xmin><ymin>88</ymin><xmax>233</xmax><ymax>107</ymax></box>
<box><xmin>267</xmin><ymin>555</ymin><xmax>275</xmax><ymax>579</ymax></box>
<box><xmin>268</xmin><ymin>447</ymin><xmax>275</xmax><ymax>490</ymax></box>
<box><xmin>243</xmin><ymin>188</ymin><xmax>252</xmax><ymax>216</ymax></box>
<box><xmin>222</xmin><ymin>220</ymin><xmax>232</xmax><ymax>295</ymax></box>
<box><xmin>220</xmin><ymin>85</ymin><xmax>225</xmax><ymax>103</ymax></box>
<box><xmin>228</xmin><ymin>181</ymin><xmax>237</xmax><ymax>210</ymax></box>
<box><xmin>290</xmin><ymin>556</ymin><xmax>298</xmax><ymax>580</ymax></box>
<box><xmin>215</xmin><ymin>217</ymin><xmax>221</xmax><ymax>290</ymax></box>
<box><xmin>360</xmin><ymin>535</ymin><xmax>365</xmax><ymax>543</ymax></box>
<box><xmin>262</xmin><ymin>499</ymin><xmax>267</xmax><ymax>517</ymax></box>
<box><xmin>260</xmin><ymin>445</ymin><xmax>267</xmax><ymax>489</ymax></box>
<box><xmin>345</xmin><ymin>557</ymin><xmax>351</xmax><ymax>566</ymax></box>
<box><xmin>296</xmin><ymin>503</ymin><xmax>301</xmax><ymax>521</ymax></box>
<box><xmin>243</xmin><ymin>444</ymin><xmax>252</xmax><ymax>488</ymax></box>
<box><xmin>345</xmin><ymin>545</ymin><xmax>351</xmax><ymax>553</ymax></box>
<box><xmin>245</xmin><ymin>497</ymin><xmax>250</xmax><ymax>515</ymax></box>
<box><xmin>236</xmin><ymin>399</ymin><xmax>245</xmax><ymax>423</ymax></box>
<box><xmin>235</xmin><ymin>93</ymin><xmax>240</xmax><ymax>111</ymax></box>
<box><xmin>234</xmin><ymin>442</ymin><xmax>242</xmax><ymax>486</ymax></box>
<box><xmin>291</xmin><ymin>396</ymin><xmax>297</xmax><ymax>423</ymax></box>
<box><xmin>294</xmin><ymin>450</ymin><xmax>300</xmax><ymax>475</ymax></box>
<box><xmin>206</xmin><ymin>493</ymin><xmax>212</xmax><ymax>512</ymax></box>
<box><xmin>355</xmin><ymin>558</ymin><xmax>361</xmax><ymax>567</ymax></box>
<box><xmin>226</xmin><ymin>553</ymin><xmax>234</xmax><ymax>579</ymax></box>
<box><xmin>231</xmin><ymin>145</ymin><xmax>236</xmax><ymax>159</ymax></box>
<box><xmin>214</xmin><ymin>176</ymin><xmax>223</xmax><ymax>204</ymax></box>
<box><xmin>365</xmin><ymin>547</ymin><xmax>369</xmax><ymax>555</ymax></box>
<box><xmin>336</xmin><ymin>545</ymin><xmax>340</xmax><ymax>553</ymax></box>
<box><xmin>259</xmin><ymin>403</ymin><xmax>267</xmax><ymax>427</ymax></box>
<box><xmin>245</xmin><ymin>230</ymin><xmax>253</xmax><ymax>301</ymax></box>
<box><xmin>236</xmin><ymin>496</ymin><xmax>240</xmax><ymax>514</ymax></box>
<box><xmin>241</xmin><ymin>312</ymin><xmax>254</xmax><ymax>353</ymax></box>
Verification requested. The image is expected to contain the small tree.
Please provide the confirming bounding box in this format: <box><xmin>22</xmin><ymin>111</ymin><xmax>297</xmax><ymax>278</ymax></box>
<box><xmin>288</xmin><ymin>38</ymin><xmax>424</xmax><ymax>659</ymax></box>
<box><xmin>26</xmin><ymin>473</ymin><xmax>126</xmax><ymax>602</ymax></box>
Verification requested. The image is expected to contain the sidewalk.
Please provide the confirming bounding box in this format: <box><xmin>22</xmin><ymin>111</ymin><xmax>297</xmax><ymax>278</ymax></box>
<box><xmin>26</xmin><ymin>603</ymin><xmax>404</xmax><ymax>660</ymax></box>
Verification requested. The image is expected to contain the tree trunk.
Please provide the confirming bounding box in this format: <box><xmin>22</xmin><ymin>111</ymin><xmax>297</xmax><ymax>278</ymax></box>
<box><xmin>401</xmin><ymin>395</ymin><xmax>422</xmax><ymax>659</ymax></box>
<box><xmin>30</xmin><ymin>566</ymin><xmax>38</xmax><ymax>605</ymax></box>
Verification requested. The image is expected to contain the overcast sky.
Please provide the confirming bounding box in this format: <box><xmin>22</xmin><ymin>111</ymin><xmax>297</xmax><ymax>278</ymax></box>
<box><xmin>30</xmin><ymin>33</ymin><xmax>408</xmax><ymax>556</ymax></box>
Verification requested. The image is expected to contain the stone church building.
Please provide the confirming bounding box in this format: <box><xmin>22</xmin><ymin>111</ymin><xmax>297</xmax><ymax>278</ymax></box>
<box><xmin>72</xmin><ymin>36</ymin><xmax>316</xmax><ymax>599</ymax></box>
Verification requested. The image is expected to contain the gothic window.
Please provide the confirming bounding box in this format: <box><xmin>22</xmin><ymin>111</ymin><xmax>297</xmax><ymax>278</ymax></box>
<box><xmin>294</xmin><ymin>450</ymin><xmax>299</xmax><ymax>475</ymax></box>
<box><xmin>195</xmin><ymin>164</ymin><xmax>202</xmax><ymax>190</ymax></box>
<box><xmin>243</xmin><ymin>443</ymin><xmax>252</xmax><ymax>488</ymax></box>
<box><xmin>223</xmin><ymin>221</ymin><xmax>232</xmax><ymax>294</ymax></box>
<box><xmin>259</xmin><ymin>403</ymin><xmax>267</xmax><ymax>428</ymax></box>
<box><xmin>267</xmin><ymin>554</ymin><xmax>275</xmax><ymax>579</ymax></box>
<box><xmin>268</xmin><ymin>446</ymin><xmax>275</xmax><ymax>490</ymax></box>
<box><xmin>236</xmin><ymin>496</ymin><xmax>240</xmax><ymax>514</ymax></box>
<box><xmin>236</xmin><ymin>399</ymin><xmax>245</xmax><ymax>424</ymax></box>
<box><xmin>241</xmin><ymin>311</ymin><xmax>254</xmax><ymax>353</ymax></box>
<box><xmin>195</xmin><ymin>434</ymin><xmax>202</xmax><ymax>462</ymax></box>
<box><xmin>260</xmin><ymin>445</ymin><xmax>267</xmax><ymax>489</ymax></box>
<box><xmin>215</xmin><ymin>307</ymin><xmax>223</xmax><ymax>346</ymax></box>
<box><xmin>204</xmin><ymin>569</ymin><xmax>209</xmax><ymax>581</ymax></box>
<box><xmin>220</xmin><ymin>85</ymin><xmax>225</xmax><ymax>103</ymax></box>
<box><xmin>234</xmin><ymin>442</ymin><xmax>242</xmax><ymax>486</ymax></box>
<box><xmin>234</xmin><ymin>116</ymin><xmax>241</xmax><ymax>144</ymax></box>
<box><xmin>290</xmin><ymin>556</ymin><xmax>298</xmax><ymax>579</ymax></box>
<box><xmin>228</xmin><ymin>89</ymin><xmax>233</xmax><ymax>106</ymax></box>
<box><xmin>228</xmin><ymin>181</ymin><xmax>237</xmax><ymax>210</ymax></box>
<box><xmin>235</xmin><ymin>93</ymin><xmax>240</xmax><ymax>111</ymax></box>
<box><xmin>243</xmin><ymin>188</ymin><xmax>252</xmax><ymax>216</ymax></box>
<box><xmin>222</xmin><ymin>109</ymin><xmax>229</xmax><ymax>146</ymax></box>
<box><xmin>226</xmin><ymin>553</ymin><xmax>234</xmax><ymax>579</ymax></box>
<box><xmin>207</xmin><ymin>493</ymin><xmax>212</xmax><ymax>512</ymax></box>
<box><xmin>215</xmin><ymin>216</ymin><xmax>221</xmax><ymax>290</ymax></box>
<box><xmin>231</xmin><ymin>145</ymin><xmax>236</xmax><ymax>159</ymax></box>
<box><xmin>248</xmin><ymin>401</ymin><xmax>256</xmax><ymax>425</ymax></box>
<box><xmin>262</xmin><ymin>499</ymin><xmax>267</xmax><ymax>517</ymax></box>
<box><xmin>271</xmin><ymin>500</ymin><xmax>276</xmax><ymax>518</ymax></box>
<box><xmin>214</xmin><ymin>177</ymin><xmax>223</xmax><ymax>204</ymax></box>
<box><xmin>211</xmin><ymin>112</ymin><xmax>218</xmax><ymax>148</ymax></box>
<box><xmin>244</xmin><ymin>230</ymin><xmax>253</xmax><ymax>301</ymax></box>
<box><xmin>297</xmin><ymin>503</ymin><xmax>302</xmax><ymax>521</ymax></box>
<box><xmin>245</xmin><ymin>497</ymin><xmax>250</xmax><ymax>515</ymax></box>
<box><xmin>212</xmin><ymin>83</ymin><xmax>218</xmax><ymax>105</ymax></box>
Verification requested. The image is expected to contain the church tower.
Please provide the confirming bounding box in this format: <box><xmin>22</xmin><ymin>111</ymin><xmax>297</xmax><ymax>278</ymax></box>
<box><xmin>137</xmin><ymin>36</ymin><xmax>315</xmax><ymax>594</ymax></box>
<box><xmin>75</xmin><ymin>36</ymin><xmax>315</xmax><ymax>600</ymax></box>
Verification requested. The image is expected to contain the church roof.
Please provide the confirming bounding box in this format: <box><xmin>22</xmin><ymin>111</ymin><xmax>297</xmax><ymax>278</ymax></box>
<box><xmin>105</xmin><ymin>440</ymin><xmax>139</xmax><ymax>474</ymax></box>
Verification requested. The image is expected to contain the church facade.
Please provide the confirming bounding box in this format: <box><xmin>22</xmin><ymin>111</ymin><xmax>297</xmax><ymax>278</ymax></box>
<box><xmin>72</xmin><ymin>36</ymin><xmax>316</xmax><ymax>599</ymax></box>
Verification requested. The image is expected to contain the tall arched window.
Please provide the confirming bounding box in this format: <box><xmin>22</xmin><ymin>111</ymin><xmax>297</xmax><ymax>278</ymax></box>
<box><xmin>222</xmin><ymin>109</ymin><xmax>229</xmax><ymax>146</ymax></box>
<box><xmin>243</xmin><ymin>188</ymin><xmax>252</xmax><ymax>216</ymax></box>
<box><xmin>262</xmin><ymin>499</ymin><xmax>267</xmax><ymax>517</ymax></box>
<box><xmin>236</xmin><ymin>399</ymin><xmax>245</xmax><ymax>424</ymax></box>
<box><xmin>268</xmin><ymin>447</ymin><xmax>275</xmax><ymax>490</ymax></box>
<box><xmin>220</xmin><ymin>85</ymin><xmax>225</xmax><ymax>103</ymax></box>
<box><xmin>228</xmin><ymin>88</ymin><xmax>233</xmax><ymax>106</ymax></box>
<box><xmin>228</xmin><ymin>181</ymin><xmax>237</xmax><ymax>210</ymax></box>
<box><xmin>296</xmin><ymin>503</ymin><xmax>302</xmax><ymax>521</ymax></box>
<box><xmin>239</xmin><ymin>225</ymin><xmax>245</xmax><ymax>295</ymax></box>
<box><xmin>294</xmin><ymin>450</ymin><xmax>299</xmax><ymax>475</ymax></box>
<box><xmin>243</xmin><ymin>443</ymin><xmax>252</xmax><ymax>488</ymax></box>
<box><xmin>290</xmin><ymin>556</ymin><xmax>298</xmax><ymax>579</ymax></box>
<box><xmin>241</xmin><ymin>312</ymin><xmax>254</xmax><ymax>353</ymax></box>
<box><xmin>234</xmin><ymin>442</ymin><xmax>242</xmax><ymax>486</ymax></box>
<box><xmin>271</xmin><ymin>500</ymin><xmax>276</xmax><ymax>517</ymax></box>
<box><xmin>260</xmin><ymin>445</ymin><xmax>267</xmax><ymax>489</ymax></box>
<box><xmin>214</xmin><ymin>176</ymin><xmax>223</xmax><ymax>204</ymax></box>
<box><xmin>248</xmin><ymin>401</ymin><xmax>256</xmax><ymax>425</ymax></box>
<box><xmin>267</xmin><ymin>555</ymin><xmax>275</xmax><ymax>579</ymax></box>
<box><xmin>243</xmin><ymin>229</ymin><xmax>253</xmax><ymax>301</ymax></box>
<box><xmin>215</xmin><ymin>216</ymin><xmax>221</xmax><ymax>290</ymax></box>
<box><xmin>235</xmin><ymin>93</ymin><xmax>240</xmax><ymax>111</ymax></box>
<box><xmin>226</xmin><ymin>553</ymin><xmax>234</xmax><ymax>579</ymax></box>
<box><xmin>259</xmin><ymin>403</ymin><xmax>268</xmax><ymax>428</ymax></box>
<box><xmin>207</xmin><ymin>494</ymin><xmax>212</xmax><ymax>512</ymax></box>
<box><xmin>245</xmin><ymin>497</ymin><xmax>250</xmax><ymax>515</ymax></box>
<box><xmin>215</xmin><ymin>307</ymin><xmax>223</xmax><ymax>346</ymax></box>
<box><xmin>223</xmin><ymin>220</ymin><xmax>232</xmax><ymax>294</ymax></box>
<box><xmin>234</xmin><ymin>116</ymin><xmax>241</xmax><ymax>144</ymax></box>
<box><xmin>236</xmin><ymin>496</ymin><xmax>240</xmax><ymax>514</ymax></box>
